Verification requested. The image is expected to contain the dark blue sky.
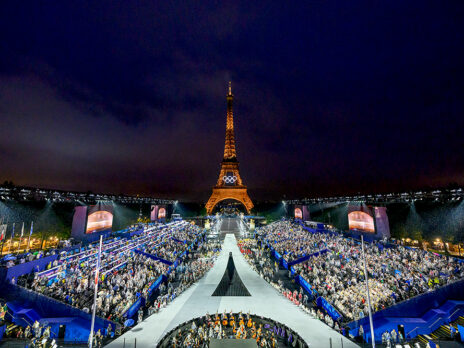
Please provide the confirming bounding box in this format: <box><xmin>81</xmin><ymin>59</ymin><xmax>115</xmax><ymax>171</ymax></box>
<box><xmin>1</xmin><ymin>1</ymin><xmax>463</xmax><ymax>201</ymax></box>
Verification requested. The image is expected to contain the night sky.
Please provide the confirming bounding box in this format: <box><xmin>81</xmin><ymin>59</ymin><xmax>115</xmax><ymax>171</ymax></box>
<box><xmin>1</xmin><ymin>1</ymin><xmax>463</xmax><ymax>201</ymax></box>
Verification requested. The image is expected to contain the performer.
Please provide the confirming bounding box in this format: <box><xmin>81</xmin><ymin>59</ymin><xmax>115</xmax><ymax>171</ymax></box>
<box><xmin>256</xmin><ymin>323</ymin><xmax>263</xmax><ymax>343</ymax></box>
<box><xmin>232</xmin><ymin>320</ymin><xmax>237</xmax><ymax>334</ymax></box>
<box><xmin>0</xmin><ymin>303</ymin><xmax>7</xmax><ymax>323</ymax></box>
<box><xmin>246</xmin><ymin>312</ymin><xmax>253</xmax><ymax>328</ymax></box>
<box><xmin>270</xmin><ymin>332</ymin><xmax>277</xmax><ymax>347</ymax></box>
<box><xmin>24</xmin><ymin>325</ymin><xmax>31</xmax><ymax>339</ymax></box>
<box><xmin>251</xmin><ymin>322</ymin><xmax>257</xmax><ymax>339</ymax></box>
<box><xmin>238</xmin><ymin>311</ymin><xmax>245</xmax><ymax>327</ymax></box>
<box><xmin>229</xmin><ymin>311</ymin><xmax>235</xmax><ymax>327</ymax></box>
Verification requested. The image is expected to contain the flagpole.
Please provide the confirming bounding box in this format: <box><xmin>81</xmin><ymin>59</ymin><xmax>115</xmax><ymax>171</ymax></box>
<box><xmin>27</xmin><ymin>221</ymin><xmax>33</xmax><ymax>252</ymax></box>
<box><xmin>8</xmin><ymin>223</ymin><xmax>15</xmax><ymax>253</ymax></box>
<box><xmin>1</xmin><ymin>218</ymin><xmax>8</xmax><ymax>256</ymax></box>
<box><xmin>0</xmin><ymin>218</ymin><xmax>5</xmax><ymax>255</ymax></box>
<box><xmin>17</xmin><ymin>222</ymin><xmax>24</xmax><ymax>253</ymax></box>
<box><xmin>361</xmin><ymin>235</ymin><xmax>375</xmax><ymax>347</ymax></box>
<box><xmin>89</xmin><ymin>235</ymin><xmax>103</xmax><ymax>348</ymax></box>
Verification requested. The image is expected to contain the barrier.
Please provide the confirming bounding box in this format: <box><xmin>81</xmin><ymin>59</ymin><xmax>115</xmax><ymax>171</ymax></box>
<box><xmin>347</xmin><ymin>278</ymin><xmax>464</xmax><ymax>343</ymax></box>
<box><xmin>316</xmin><ymin>296</ymin><xmax>342</xmax><ymax>321</ymax></box>
<box><xmin>172</xmin><ymin>237</ymin><xmax>187</xmax><ymax>244</ymax></box>
<box><xmin>283</xmin><ymin>248</ymin><xmax>330</xmax><ymax>270</ymax></box>
<box><xmin>1</xmin><ymin>284</ymin><xmax>119</xmax><ymax>342</ymax></box>
<box><xmin>0</xmin><ymin>254</ymin><xmax>59</xmax><ymax>282</ymax></box>
<box><xmin>133</xmin><ymin>249</ymin><xmax>173</xmax><ymax>265</ymax></box>
<box><xmin>282</xmin><ymin>259</ymin><xmax>289</xmax><ymax>269</ymax></box>
<box><xmin>459</xmin><ymin>324</ymin><xmax>464</xmax><ymax>341</ymax></box>
<box><xmin>147</xmin><ymin>275</ymin><xmax>166</xmax><ymax>297</ymax></box>
<box><xmin>124</xmin><ymin>296</ymin><xmax>146</xmax><ymax>319</ymax></box>
<box><xmin>297</xmin><ymin>275</ymin><xmax>315</xmax><ymax>296</ymax></box>
<box><xmin>0</xmin><ymin>324</ymin><xmax>5</xmax><ymax>341</ymax></box>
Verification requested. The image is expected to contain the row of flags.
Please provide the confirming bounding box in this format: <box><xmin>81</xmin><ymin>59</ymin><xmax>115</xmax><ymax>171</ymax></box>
<box><xmin>0</xmin><ymin>219</ymin><xmax>34</xmax><ymax>242</ymax></box>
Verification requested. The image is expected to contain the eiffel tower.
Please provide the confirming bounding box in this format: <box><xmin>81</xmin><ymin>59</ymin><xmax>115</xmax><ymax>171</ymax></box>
<box><xmin>205</xmin><ymin>82</ymin><xmax>254</xmax><ymax>215</ymax></box>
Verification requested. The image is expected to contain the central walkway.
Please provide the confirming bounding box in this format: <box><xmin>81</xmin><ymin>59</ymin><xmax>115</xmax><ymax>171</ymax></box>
<box><xmin>107</xmin><ymin>218</ymin><xmax>358</xmax><ymax>348</ymax></box>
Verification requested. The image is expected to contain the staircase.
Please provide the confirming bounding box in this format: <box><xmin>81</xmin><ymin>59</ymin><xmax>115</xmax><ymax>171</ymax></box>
<box><xmin>408</xmin><ymin>315</ymin><xmax>464</xmax><ymax>347</ymax></box>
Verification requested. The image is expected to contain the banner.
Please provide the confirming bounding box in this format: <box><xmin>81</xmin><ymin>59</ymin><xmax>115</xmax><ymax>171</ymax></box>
<box><xmin>298</xmin><ymin>275</ymin><xmax>314</xmax><ymax>296</ymax></box>
<box><xmin>133</xmin><ymin>249</ymin><xmax>173</xmax><ymax>265</ymax></box>
<box><xmin>124</xmin><ymin>296</ymin><xmax>146</xmax><ymax>319</ymax></box>
<box><xmin>316</xmin><ymin>296</ymin><xmax>342</xmax><ymax>321</ymax></box>
<box><xmin>147</xmin><ymin>275</ymin><xmax>166</xmax><ymax>296</ymax></box>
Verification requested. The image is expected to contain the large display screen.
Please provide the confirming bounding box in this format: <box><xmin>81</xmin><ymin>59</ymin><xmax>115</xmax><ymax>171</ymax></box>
<box><xmin>86</xmin><ymin>205</ymin><xmax>113</xmax><ymax>234</ymax></box>
<box><xmin>348</xmin><ymin>211</ymin><xmax>375</xmax><ymax>233</ymax></box>
<box><xmin>294</xmin><ymin>208</ymin><xmax>303</xmax><ymax>219</ymax></box>
<box><xmin>151</xmin><ymin>205</ymin><xmax>159</xmax><ymax>221</ymax></box>
<box><xmin>158</xmin><ymin>207</ymin><xmax>166</xmax><ymax>219</ymax></box>
<box><xmin>374</xmin><ymin>206</ymin><xmax>391</xmax><ymax>238</ymax></box>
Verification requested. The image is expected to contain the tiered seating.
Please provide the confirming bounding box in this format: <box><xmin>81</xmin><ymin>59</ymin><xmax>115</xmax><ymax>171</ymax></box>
<box><xmin>16</xmin><ymin>221</ymin><xmax>204</xmax><ymax>324</ymax></box>
<box><xmin>258</xmin><ymin>220</ymin><xmax>464</xmax><ymax>325</ymax></box>
<box><xmin>259</xmin><ymin>221</ymin><xmax>327</xmax><ymax>262</ymax></box>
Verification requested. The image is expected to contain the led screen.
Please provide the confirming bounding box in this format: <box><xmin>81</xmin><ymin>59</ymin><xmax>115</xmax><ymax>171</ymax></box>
<box><xmin>294</xmin><ymin>208</ymin><xmax>303</xmax><ymax>219</ymax></box>
<box><xmin>86</xmin><ymin>210</ymin><xmax>113</xmax><ymax>234</ymax></box>
<box><xmin>151</xmin><ymin>205</ymin><xmax>159</xmax><ymax>221</ymax></box>
<box><xmin>348</xmin><ymin>211</ymin><xmax>375</xmax><ymax>233</ymax></box>
<box><xmin>158</xmin><ymin>207</ymin><xmax>166</xmax><ymax>219</ymax></box>
<box><xmin>374</xmin><ymin>206</ymin><xmax>391</xmax><ymax>238</ymax></box>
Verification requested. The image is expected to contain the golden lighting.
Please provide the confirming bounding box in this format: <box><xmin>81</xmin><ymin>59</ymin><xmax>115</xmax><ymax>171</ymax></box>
<box><xmin>205</xmin><ymin>82</ymin><xmax>253</xmax><ymax>214</ymax></box>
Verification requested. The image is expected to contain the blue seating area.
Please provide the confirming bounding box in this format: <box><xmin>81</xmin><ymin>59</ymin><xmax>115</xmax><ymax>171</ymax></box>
<box><xmin>260</xmin><ymin>219</ymin><xmax>464</xmax><ymax>345</ymax></box>
<box><xmin>347</xmin><ymin>279</ymin><xmax>464</xmax><ymax>343</ymax></box>
<box><xmin>6</xmin><ymin>301</ymin><xmax>110</xmax><ymax>342</ymax></box>
<box><xmin>4</xmin><ymin>280</ymin><xmax>117</xmax><ymax>341</ymax></box>
<box><xmin>0</xmin><ymin>220</ymin><xmax>204</xmax><ymax>344</ymax></box>
<box><xmin>352</xmin><ymin>300</ymin><xmax>464</xmax><ymax>343</ymax></box>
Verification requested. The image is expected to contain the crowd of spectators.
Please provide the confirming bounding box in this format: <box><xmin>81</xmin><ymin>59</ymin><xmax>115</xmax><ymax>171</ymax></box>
<box><xmin>259</xmin><ymin>220</ymin><xmax>464</xmax><ymax>322</ymax></box>
<box><xmin>16</xmin><ymin>222</ymin><xmax>210</xmax><ymax>325</ymax></box>
<box><xmin>258</xmin><ymin>221</ymin><xmax>327</xmax><ymax>263</ymax></box>
<box><xmin>150</xmin><ymin>241</ymin><xmax>221</xmax><ymax>315</ymax></box>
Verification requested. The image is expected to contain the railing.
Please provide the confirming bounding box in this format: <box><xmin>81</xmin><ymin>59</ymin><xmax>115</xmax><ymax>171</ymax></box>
<box><xmin>12</xmin><ymin>284</ymin><xmax>120</xmax><ymax>331</ymax></box>
<box><xmin>428</xmin><ymin>316</ymin><xmax>443</xmax><ymax>330</ymax></box>
<box><xmin>5</xmin><ymin>308</ymin><xmax>59</xmax><ymax>338</ymax></box>
<box><xmin>405</xmin><ymin>307</ymin><xmax>463</xmax><ymax>341</ymax></box>
<box><xmin>406</xmin><ymin>326</ymin><xmax>420</xmax><ymax>337</ymax></box>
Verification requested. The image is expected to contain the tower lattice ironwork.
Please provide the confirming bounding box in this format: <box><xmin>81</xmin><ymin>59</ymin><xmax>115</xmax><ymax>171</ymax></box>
<box><xmin>205</xmin><ymin>82</ymin><xmax>253</xmax><ymax>214</ymax></box>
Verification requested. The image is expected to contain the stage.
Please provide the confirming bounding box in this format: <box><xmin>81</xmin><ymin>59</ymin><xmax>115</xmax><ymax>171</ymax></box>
<box><xmin>210</xmin><ymin>338</ymin><xmax>256</xmax><ymax>347</ymax></box>
<box><xmin>106</xmin><ymin>218</ymin><xmax>358</xmax><ymax>348</ymax></box>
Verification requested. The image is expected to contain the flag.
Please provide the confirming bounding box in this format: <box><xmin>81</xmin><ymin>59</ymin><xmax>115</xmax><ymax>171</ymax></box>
<box><xmin>30</xmin><ymin>221</ymin><xmax>34</xmax><ymax>236</ymax></box>
<box><xmin>0</xmin><ymin>224</ymin><xmax>5</xmax><ymax>241</ymax></box>
<box><xmin>95</xmin><ymin>237</ymin><xmax>102</xmax><ymax>285</ymax></box>
<box><xmin>20</xmin><ymin>222</ymin><xmax>25</xmax><ymax>238</ymax></box>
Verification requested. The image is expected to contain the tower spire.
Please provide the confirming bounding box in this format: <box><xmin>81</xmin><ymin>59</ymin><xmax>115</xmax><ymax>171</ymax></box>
<box><xmin>223</xmin><ymin>81</ymin><xmax>236</xmax><ymax>160</ymax></box>
<box><xmin>205</xmin><ymin>83</ymin><xmax>253</xmax><ymax>215</ymax></box>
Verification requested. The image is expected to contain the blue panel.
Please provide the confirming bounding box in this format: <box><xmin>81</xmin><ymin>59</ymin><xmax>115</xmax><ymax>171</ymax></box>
<box><xmin>133</xmin><ymin>249</ymin><xmax>173</xmax><ymax>265</ymax></box>
<box><xmin>2</xmin><ymin>254</ymin><xmax>59</xmax><ymax>281</ymax></box>
<box><xmin>316</xmin><ymin>296</ymin><xmax>342</xmax><ymax>321</ymax></box>
<box><xmin>124</xmin><ymin>296</ymin><xmax>146</xmax><ymax>319</ymax></box>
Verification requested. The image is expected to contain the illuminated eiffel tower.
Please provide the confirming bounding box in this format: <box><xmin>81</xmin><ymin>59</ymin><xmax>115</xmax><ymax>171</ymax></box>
<box><xmin>205</xmin><ymin>82</ymin><xmax>253</xmax><ymax>215</ymax></box>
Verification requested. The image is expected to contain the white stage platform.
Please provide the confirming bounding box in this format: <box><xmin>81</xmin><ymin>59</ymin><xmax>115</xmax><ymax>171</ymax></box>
<box><xmin>106</xmin><ymin>219</ymin><xmax>358</xmax><ymax>348</ymax></box>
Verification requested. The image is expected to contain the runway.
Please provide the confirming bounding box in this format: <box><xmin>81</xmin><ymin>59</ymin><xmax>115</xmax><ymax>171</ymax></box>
<box><xmin>106</xmin><ymin>218</ymin><xmax>358</xmax><ymax>348</ymax></box>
